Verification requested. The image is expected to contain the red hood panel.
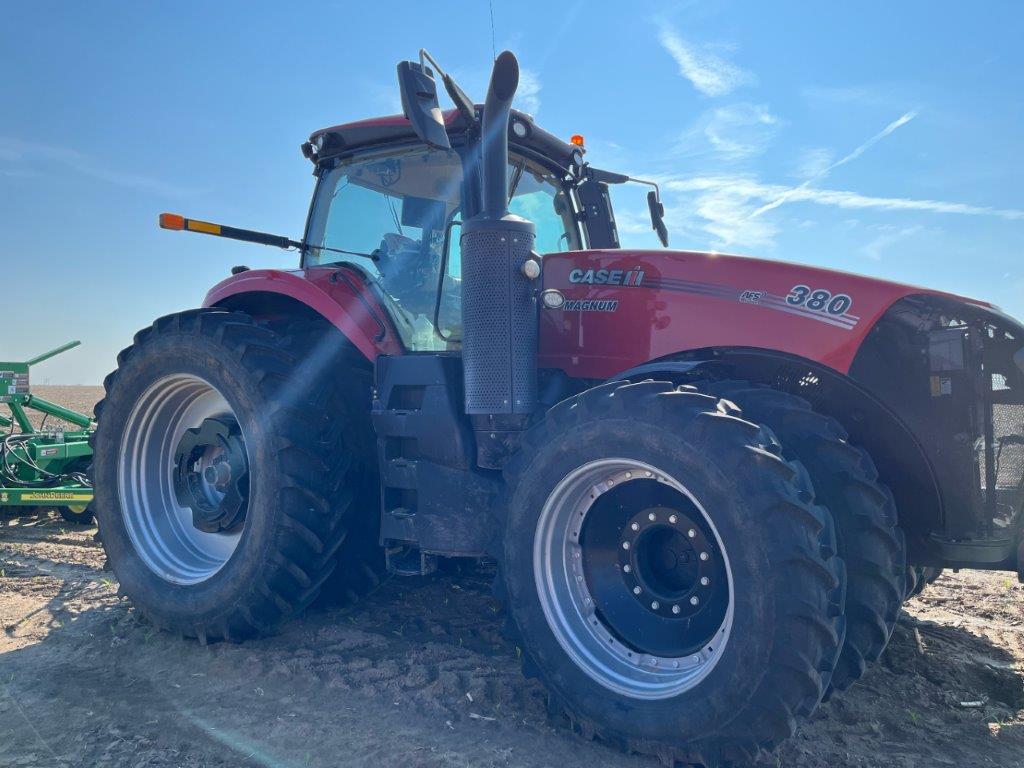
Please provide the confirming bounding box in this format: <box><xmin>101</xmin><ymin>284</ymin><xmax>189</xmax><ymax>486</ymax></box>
<box><xmin>539</xmin><ymin>249</ymin><xmax>982</xmax><ymax>378</ymax></box>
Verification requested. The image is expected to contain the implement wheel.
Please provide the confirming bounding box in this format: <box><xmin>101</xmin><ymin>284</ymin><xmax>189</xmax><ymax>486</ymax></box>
<box><xmin>502</xmin><ymin>381</ymin><xmax>845</xmax><ymax>765</ymax></box>
<box><xmin>59</xmin><ymin>504</ymin><xmax>95</xmax><ymax>525</ymax></box>
<box><xmin>91</xmin><ymin>308</ymin><xmax>375</xmax><ymax>642</ymax></box>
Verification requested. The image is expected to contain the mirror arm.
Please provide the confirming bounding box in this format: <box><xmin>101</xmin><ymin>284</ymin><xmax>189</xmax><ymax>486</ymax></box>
<box><xmin>420</xmin><ymin>49</ymin><xmax>477</xmax><ymax>125</ymax></box>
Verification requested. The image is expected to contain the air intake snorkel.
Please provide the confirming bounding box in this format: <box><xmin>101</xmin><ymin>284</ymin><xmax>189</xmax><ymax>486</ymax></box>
<box><xmin>459</xmin><ymin>51</ymin><xmax>539</xmax><ymax>467</ymax></box>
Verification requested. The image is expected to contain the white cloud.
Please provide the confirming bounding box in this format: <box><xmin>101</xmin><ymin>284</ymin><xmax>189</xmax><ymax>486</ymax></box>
<box><xmin>657</xmin><ymin>21</ymin><xmax>755</xmax><ymax>97</ymax></box>
<box><xmin>515</xmin><ymin>68</ymin><xmax>542</xmax><ymax>115</ymax></box>
<box><xmin>795</xmin><ymin>148</ymin><xmax>834</xmax><ymax>179</ymax></box>
<box><xmin>655</xmin><ymin>173</ymin><xmax>1023</xmax><ymax>252</ymax></box>
<box><xmin>704</xmin><ymin>104</ymin><xmax>778</xmax><ymax>160</ymax></box>
<box><xmin>665</xmin><ymin>175</ymin><xmax>1024</xmax><ymax>221</ymax></box>
<box><xmin>861</xmin><ymin>225</ymin><xmax>924</xmax><ymax>261</ymax></box>
<box><xmin>0</xmin><ymin>137</ymin><xmax>197</xmax><ymax>198</ymax></box>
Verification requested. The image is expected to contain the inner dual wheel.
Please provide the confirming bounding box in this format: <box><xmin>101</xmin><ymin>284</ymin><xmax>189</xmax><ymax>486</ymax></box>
<box><xmin>503</xmin><ymin>380</ymin><xmax>846</xmax><ymax>765</ymax></box>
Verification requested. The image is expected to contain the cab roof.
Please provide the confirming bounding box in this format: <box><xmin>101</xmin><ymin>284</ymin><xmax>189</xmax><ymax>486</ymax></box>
<box><xmin>308</xmin><ymin>108</ymin><xmax>580</xmax><ymax>170</ymax></box>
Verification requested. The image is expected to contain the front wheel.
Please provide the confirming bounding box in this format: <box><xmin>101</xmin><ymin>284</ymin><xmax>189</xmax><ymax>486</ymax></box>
<box><xmin>502</xmin><ymin>381</ymin><xmax>846</xmax><ymax>765</ymax></box>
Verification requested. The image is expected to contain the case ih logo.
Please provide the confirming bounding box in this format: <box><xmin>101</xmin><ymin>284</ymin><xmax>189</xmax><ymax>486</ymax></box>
<box><xmin>568</xmin><ymin>268</ymin><xmax>645</xmax><ymax>287</ymax></box>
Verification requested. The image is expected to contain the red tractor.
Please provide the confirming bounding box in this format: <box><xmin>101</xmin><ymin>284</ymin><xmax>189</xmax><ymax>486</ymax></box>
<box><xmin>92</xmin><ymin>50</ymin><xmax>1022</xmax><ymax>765</ymax></box>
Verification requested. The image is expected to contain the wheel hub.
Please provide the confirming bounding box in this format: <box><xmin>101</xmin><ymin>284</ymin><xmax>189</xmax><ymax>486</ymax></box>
<box><xmin>620</xmin><ymin>506</ymin><xmax>716</xmax><ymax>619</ymax></box>
<box><xmin>173</xmin><ymin>416</ymin><xmax>249</xmax><ymax>533</ymax></box>
<box><xmin>577</xmin><ymin>470</ymin><xmax>731</xmax><ymax>660</ymax></box>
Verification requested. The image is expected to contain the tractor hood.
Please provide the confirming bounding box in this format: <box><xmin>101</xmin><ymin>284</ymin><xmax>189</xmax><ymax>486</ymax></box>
<box><xmin>538</xmin><ymin>248</ymin><xmax>998</xmax><ymax>379</ymax></box>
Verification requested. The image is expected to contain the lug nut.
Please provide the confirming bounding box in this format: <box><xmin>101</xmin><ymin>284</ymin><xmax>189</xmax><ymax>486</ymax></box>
<box><xmin>651</xmin><ymin>601</ymin><xmax>660</xmax><ymax>610</ymax></box>
<box><xmin>699</xmin><ymin>552</ymin><xmax>709</xmax><ymax>561</ymax></box>
<box><xmin>671</xmin><ymin>604</ymin><xmax>681</xmax><ymax>615</ymax></box>
<box><xmin>631</xmin><ymin>522</ymin><xmax>640</xmax><ymax>531</ymax></box>
<box><xmin>668</xmin><ymin>514</ymin><xmax>677</xmax><ymax>524</ymax></box>
<box><xmin>648</xmin><ymin>512</ymin><xmax>656</xmax><ymax>522</ymax></box>
<box><xmin>645</xmin><ymin>471</ymin><xmax>652</xmax><ymax>477</ymax></box>
<box><xmin>623</xmin><ymin>564</ymin><xmax>632</xmax><ymax>573</ymax></box>
<box><xmin>690</xmin><ymin>596</ymin><xmax>700</xmax><ymax>606</ymax></box>
<box><xmin>622</xmin><ymin>541</ymin><xmax>630</xmax><ymax>550</ymax></box>
<box><xmin>688</xmin><ymin>528</ymin><xmax>697</xmax><ymax>538</ymax></box>
<box><xmin>700</xmin><ymin>576</ymin><xmax>710</xmax><ymax>586</ymax></box>
<box><xmin>633</xmin><ymin>586</ymin><xmax>642</xmax><ymax>595</ymax></box>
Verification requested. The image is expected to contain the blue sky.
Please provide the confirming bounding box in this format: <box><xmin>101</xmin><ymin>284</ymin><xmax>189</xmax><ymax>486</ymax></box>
<box><xmin>2</xmin><ymin>1</ymin><xmax>1022</xmax><ymax>383</ymax></box>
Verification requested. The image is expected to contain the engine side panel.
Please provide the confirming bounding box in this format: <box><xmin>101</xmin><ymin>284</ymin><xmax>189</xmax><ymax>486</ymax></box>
<box><xmin>850</xmin><ymin>295</ymin><xmax>1024</xmax><ymax>568</ymax></box>
<box><xmin>204</xmin><ymin>266</ymin><xmax>404</xmax><ymax>360</ymax></box>
<box><xmin>538</xmin><ymin>249</ymin><xmax>976</xmax><ymax>378</ymax></box>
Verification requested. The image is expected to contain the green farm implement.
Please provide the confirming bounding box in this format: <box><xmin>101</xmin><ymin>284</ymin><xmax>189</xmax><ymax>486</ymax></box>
<box><xmin>1</xmin><ymin>341</ymin><xmax>94</xmax><ymax>523</ymax></box>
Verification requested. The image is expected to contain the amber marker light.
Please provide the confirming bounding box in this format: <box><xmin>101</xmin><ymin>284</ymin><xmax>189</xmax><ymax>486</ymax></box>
<box><xmin>159</xmin><ymin>213</ymin><xmax>185</xmax><ymax>230</ymax></box>
<box><xmin>570</xmin><ymin>134</ymin><xmax>585</xmax><ymax>147</ymax></box>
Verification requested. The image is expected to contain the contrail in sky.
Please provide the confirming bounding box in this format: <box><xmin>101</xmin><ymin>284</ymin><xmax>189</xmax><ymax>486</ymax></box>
<box><xmin>748</xmin><ymin>110</ymin><xmax>918</xmax><ymax>219</ymax></box>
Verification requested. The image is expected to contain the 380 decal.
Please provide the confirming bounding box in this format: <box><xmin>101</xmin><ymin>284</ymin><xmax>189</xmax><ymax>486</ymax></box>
<box><xmin>786</xmin><ymin>285</ymin><xmax>853</xmax><ymax>317</ymax></box>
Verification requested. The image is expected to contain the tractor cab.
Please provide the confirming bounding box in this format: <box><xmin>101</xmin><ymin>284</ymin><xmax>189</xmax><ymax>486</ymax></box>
<box><xmin>300</xmin><ymin>113</ymin><xmax>586</xmax><ymax>350</ymax></box>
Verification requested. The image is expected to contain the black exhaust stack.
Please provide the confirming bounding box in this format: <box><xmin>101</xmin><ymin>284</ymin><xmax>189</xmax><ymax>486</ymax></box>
<box><xmin>460</xmin><ymin>51</ymin><xmax>538</xmax><ymax>465</ymax></box>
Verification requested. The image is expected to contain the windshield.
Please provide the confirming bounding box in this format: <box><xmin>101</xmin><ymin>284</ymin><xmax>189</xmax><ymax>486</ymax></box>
<box><xmin>304</xmin><ymin>146</ymin><xmax>579</xmax><ymax>350</ymax></box>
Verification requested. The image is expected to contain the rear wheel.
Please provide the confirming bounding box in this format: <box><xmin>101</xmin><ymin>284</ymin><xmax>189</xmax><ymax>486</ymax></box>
<box><xmin>91</xmin><ymin>309</ymin><xmax>376</xmax><ymax>641</ymax></box>
<box><xmin>698</xmin><ymin>381</ymin><xmax>906</xmax><ymax>695</ymax></box>
<box><xmin>503</xmin><ymin>381</ymin><xmax>845</xmax><ymax>765</ymax></box>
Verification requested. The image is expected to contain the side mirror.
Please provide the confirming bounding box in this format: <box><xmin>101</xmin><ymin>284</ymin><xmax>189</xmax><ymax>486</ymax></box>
<box><xmin>647</xmin><ymin>190</ymin><xmax>669</xmax><ymax>247</ymax></box>
<box><xmin>397</xmin><ymin>61</ymin><xmax>451</xmax><ymax>151</ymax></box>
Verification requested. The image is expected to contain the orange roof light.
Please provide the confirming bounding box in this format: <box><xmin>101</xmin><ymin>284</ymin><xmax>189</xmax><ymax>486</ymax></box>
<box><xmin>159</xmin><ymin>213</ymin><xmax>185</xmax><ymax>230</ymax></box>
<box><xmin>570</xmin><ymin>134</ymin><xmax>585</xmax><ymax>147</ymax></box>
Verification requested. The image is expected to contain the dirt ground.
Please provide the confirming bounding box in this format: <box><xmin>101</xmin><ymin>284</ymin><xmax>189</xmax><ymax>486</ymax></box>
<box><xmin>2</xmin><ymin>389</ymin><xmax>1023</xmax><ymax>767</ymax></box>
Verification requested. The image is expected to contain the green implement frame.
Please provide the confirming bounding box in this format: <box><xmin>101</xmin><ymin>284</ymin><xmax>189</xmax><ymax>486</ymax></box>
<box><xmin>1</xmin><ymin>341</ymin><xmax>94</xmax><ymax>514</ymax></box>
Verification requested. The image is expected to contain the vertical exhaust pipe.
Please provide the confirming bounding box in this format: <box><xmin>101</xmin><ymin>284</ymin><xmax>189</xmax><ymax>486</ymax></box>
<box><xmin>480</xmin><ymin>51</ymin><xmax>518</xmax><ymax>219</ymax></box>
<box><xmin>460</xmin><ymin>51</ymin><xmax>538</xmax><ymax>457</ymax></box>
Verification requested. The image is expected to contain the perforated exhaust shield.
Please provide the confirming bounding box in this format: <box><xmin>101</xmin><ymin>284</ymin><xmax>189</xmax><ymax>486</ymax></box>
<box><xmin>460</xmin><ymin>215</ymin><xmax>537</xmax><ymax>415</ymax></box>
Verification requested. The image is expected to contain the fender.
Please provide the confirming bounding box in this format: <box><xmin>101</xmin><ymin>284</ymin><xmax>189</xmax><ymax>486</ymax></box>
<box><xmin>203</xmin><ymin>267</ymin><xmax>403</xmax><ymax>360</ymax></box>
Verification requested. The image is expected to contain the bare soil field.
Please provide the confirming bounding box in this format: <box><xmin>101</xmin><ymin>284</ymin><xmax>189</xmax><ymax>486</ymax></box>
<box><xmin>2</xmin><ymin>387</ymin><xmax>1023</xmax><ymax>767</ymax></box>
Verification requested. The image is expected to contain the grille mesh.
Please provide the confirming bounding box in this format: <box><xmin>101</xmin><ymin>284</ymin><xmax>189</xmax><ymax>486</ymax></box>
<box><xmin>460</xmin><ymin>226</ymin><xmax>537</xmax><ymax>414</ymax></box>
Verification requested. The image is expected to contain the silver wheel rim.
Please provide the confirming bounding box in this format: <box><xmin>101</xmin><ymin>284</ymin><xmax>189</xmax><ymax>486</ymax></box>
<box><xmin>534</xmin><ymin>458</ymin><xmax>734</xmax><ymax>700</ymax></box>
<box><xmin>118</xmin><ymin>374</ymin><xmax>246</xmax><ymax>585</ymax></box>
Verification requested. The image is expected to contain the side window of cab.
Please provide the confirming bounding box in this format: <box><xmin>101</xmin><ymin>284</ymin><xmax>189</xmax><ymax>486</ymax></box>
<box><xmin>304</xmin><ymin>146</ymin><xmax>465</xmax><ymax>351</ymax></box>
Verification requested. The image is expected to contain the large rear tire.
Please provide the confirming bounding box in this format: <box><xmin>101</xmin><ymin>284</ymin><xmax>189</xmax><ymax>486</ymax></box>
<box><xmin>698</xmin><ymin>382</ymin><xmax>906</xmax><ymax>696</ymax></box>
<box><xmin>91</xmin><ymin>309</ymin><xmax>376</xmax><ymax>641</ymax></box>
<box><xmin>502</xmin><ymin>381</ymin><xmax>846</xmax><ymax>766</ymax></box>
